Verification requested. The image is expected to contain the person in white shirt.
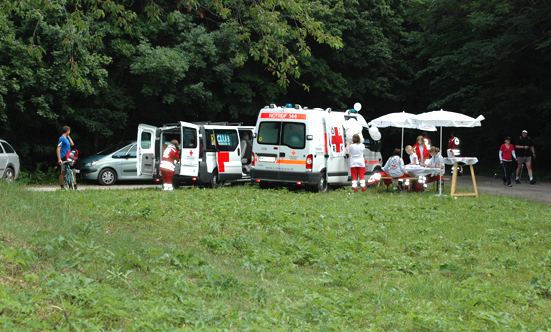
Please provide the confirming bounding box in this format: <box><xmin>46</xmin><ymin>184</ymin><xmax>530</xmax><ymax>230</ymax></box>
<box><xmin>367</xmin><ymin>148</ymin><xmax>410</xmax><ymax>190</ymax></box>
<box><xmin>346</xmin><ymin>134</ymin><xmax>366</xmax><ymax>192</ymax></box>
<box><xmin>426</xmin><ymin>146</ymin><xmax>445</xmax><ymax>185</ymax></box>
<box><xmin>405</xmin><ymin>145</ymin><xmax>418</xmax><ymax>165</ymax></box>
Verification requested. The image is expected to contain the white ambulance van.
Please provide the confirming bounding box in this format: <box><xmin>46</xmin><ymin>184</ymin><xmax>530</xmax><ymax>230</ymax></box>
<box><xmin>137</xmin><ymin>121</ymin><xmax>254</xmax><ymax>188</ymax></box>
<box><xmin>251</xmin><ymin>103</ymin><xmax>383</xmax><ymax>192</ymax></box>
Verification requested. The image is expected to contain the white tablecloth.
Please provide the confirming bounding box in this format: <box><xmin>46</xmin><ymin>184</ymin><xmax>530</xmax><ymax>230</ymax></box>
<box><xmin>444</xmin><ymin>157</ymin><xmax>478</xmax><ymax>165</ymax></box>
<box><xmin>405</xmin><ymin>165</ymin><xmax>443</xmax><ymax>177</ymax></box>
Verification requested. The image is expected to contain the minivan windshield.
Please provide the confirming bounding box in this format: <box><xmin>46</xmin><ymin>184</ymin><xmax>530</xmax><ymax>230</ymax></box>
<box><xmin>97</xmin><ymin>141</ymin><xmax>132</xmax><ymax>155</ymax></box>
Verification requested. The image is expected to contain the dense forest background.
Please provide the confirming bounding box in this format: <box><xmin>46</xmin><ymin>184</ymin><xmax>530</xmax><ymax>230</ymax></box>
<box><xmin>1</xmin><ymin>0</ymin><xmax>550</xmax><ymax>175</ymax></box>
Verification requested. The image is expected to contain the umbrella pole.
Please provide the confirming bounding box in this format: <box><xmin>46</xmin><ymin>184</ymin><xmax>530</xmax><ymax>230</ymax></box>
<box><xmin>439</xmin><ymin>126</ymin><xmax>443</xmax><ymax>196</ymax></box>
<box><xmin>401</xmin><ymin>127</ymin><xmax>404</xmax><ymax>158</ymax></box>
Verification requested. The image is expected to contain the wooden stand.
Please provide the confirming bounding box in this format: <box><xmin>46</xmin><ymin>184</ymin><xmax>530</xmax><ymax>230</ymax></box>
<box><xmin>450</xmin><ymin>163</ymin><xmax>478</xmax><ymax>197</ymax></box>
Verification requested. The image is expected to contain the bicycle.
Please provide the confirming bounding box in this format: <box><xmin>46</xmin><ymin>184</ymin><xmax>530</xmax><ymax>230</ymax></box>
<box><xmin>62</xmin><ymin>149</ymin><xmax>79</xmax><ymax>190</ymax></box>
<box><xmin>63</xmin><ymin>160</ymin><xmax>77</xmax><ymax>190</ymax></box>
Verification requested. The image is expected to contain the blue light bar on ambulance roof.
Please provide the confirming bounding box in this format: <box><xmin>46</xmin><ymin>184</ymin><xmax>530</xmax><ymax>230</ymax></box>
<box><xmin>286</xmin><ymin>103</ymin><xmax>293</xmax><ymax>108</ymax></box>
<box><xmin>349</xmin><ymin>108</ymin><xmax>357</xmax><ymax>113</ymax></box>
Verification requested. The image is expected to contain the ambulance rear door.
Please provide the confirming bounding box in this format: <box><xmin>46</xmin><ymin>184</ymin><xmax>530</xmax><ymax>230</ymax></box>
<box><xmin>179</xmin><ymin>122</ymin><xmax>200</xmax><ymax>177</ymax></box>
<box><xmin>324</xmin><ymin>115</ymin><xmax>349</xmax><ymax>184</ymax></box>
<box><xmin>277</xmin><ymin>119</ymin><xmax>308</xmax><ymax>181</ymax></box>
<box><xmin>254</xmin><ymin>118</ymin><xmax>282</xmax><ymax>180</ymax></box>
<box><xmin>137</xmin><ymin>124</ymin><xmax>157</xmax><ymax>177</ymax></box>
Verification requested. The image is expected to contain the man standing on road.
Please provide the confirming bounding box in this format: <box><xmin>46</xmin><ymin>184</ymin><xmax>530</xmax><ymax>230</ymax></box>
<box><xmin>515</xmin><ymin>129</ymin><xmax>536</xmax><ymax>184</ymax></box>
<box><xmin>57</xmin><ymin>125</ymin><xmax>76</xmax><ymax>189</ymax></box>
<box><xmin>448</xmin><ymin>131</ymin><xmax>460</xmax><ymax>156</ymax></box>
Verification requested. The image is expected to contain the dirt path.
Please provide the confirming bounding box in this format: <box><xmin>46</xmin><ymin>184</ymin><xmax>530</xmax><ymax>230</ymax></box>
<box><xmin>454</xmin><ymin>174</ymin><xmax>550</xmax><ymax>204</ymax></box>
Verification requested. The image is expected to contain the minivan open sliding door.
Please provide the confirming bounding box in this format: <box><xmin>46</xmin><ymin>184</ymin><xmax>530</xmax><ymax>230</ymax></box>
<box><xmin>213</xmin><ymin>128</ymin><xmax>241</xmax><ymax>180</ymax></box>
<box><xmin>137</xmin><ymin>124</ymin><xmax>157</xmax><ymax>177</ymax></box>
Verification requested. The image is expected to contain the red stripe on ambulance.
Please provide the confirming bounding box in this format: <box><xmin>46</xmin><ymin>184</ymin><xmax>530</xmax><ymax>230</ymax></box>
<box><xmin>217</xmin><ymin>152</ymin><xmax>229</xmax><ymax>172</ymax></box>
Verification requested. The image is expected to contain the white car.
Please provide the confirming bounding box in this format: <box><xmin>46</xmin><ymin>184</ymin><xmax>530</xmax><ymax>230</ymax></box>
<box><xmin>0</xmin><ymin>139</ymin><xmax>20</xmax><ymax>181</ymax></box>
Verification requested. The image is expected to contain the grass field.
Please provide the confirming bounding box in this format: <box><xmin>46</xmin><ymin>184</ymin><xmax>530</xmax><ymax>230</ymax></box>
<box><xmin>1</xmin><ymin>182</ymin><xmax>551</xmax><ymax>331</ymax></box>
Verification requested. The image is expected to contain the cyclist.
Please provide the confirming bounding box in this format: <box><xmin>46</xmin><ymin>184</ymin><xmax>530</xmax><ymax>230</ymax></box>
<box><xmin>57</xmin><ymin>125</ymin><xmax>76</xmax><ymax>190</ymax></box>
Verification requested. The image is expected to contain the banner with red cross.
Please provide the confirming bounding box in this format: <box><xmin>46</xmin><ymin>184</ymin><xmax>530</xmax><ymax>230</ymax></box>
<box><xmin>327</xmin><ymin>124</ymin><xmax>346</xmax><ymax>157</ymax></box>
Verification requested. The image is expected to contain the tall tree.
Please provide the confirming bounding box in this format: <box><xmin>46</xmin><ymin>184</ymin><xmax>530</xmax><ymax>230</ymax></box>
<box><xmin>406</xmin><ymin>0</ymin><xmax>551</xmax><ymax>166</ymax></box>
<box><xmin>0</xmin><ymin>0</ymin><xmax>342</xmax><ymax>168</ymax></box>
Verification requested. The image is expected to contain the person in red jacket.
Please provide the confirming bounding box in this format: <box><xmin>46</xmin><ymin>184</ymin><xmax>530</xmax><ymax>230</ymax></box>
<box><xmin>160</xmin><ymin>140</ymin><xmax>180</xmax><ymax>191</ymax></box>
<box><xmin>413</xmin><ymin>135</ymin><xmax>430</xmax><ymax>165</ymax></box>
<box><xmin>447</xmin><ymin>131</ymin><xmax>460</xmax><ymax>156</ymax></box>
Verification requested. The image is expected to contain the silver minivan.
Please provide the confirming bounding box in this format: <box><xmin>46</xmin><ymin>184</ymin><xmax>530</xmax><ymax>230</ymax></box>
<box><xmin>0</xmin><ymin>139</ymin><xmax>20</xmax><ymax>181</ymax></box>
<box><xmin>79</xmin><ymin>141</ymin><xmax>152</xmax><ymax>185</ymax></box>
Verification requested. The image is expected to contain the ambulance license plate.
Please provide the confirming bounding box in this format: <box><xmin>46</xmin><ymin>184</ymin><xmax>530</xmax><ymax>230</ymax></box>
<box><xmin>259</xmin><ymin>156</ymin><xmax>276</xmax><ymax>163</ymax></box>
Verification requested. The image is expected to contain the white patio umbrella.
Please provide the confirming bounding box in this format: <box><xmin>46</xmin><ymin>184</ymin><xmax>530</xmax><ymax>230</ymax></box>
<box><xmin>369</xmin><ymin>111</ymin><xmax>436</xmax><ymax>157</ymax></box>
<box><xmin>407</xmin><ymin>109</ymin><xmax>485</xmax><ymax>195</ymax></box>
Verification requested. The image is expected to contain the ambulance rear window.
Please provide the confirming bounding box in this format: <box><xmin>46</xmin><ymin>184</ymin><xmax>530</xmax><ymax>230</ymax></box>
<box><xmin>257</xmin><ymin>121</ymin><xmax>305</xmax><ymax>149</ymax></box>
<box><xmin>257</xmin><ymin>122</ymin><xmax>280</xmax><ymax>145</ymax></box>
<box><xmin>282</xmin><ymin>123</ymin><xmax>305</xmax><ymax>149</ymax></box>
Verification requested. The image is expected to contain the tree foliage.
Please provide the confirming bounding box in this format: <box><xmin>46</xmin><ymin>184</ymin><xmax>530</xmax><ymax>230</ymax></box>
<box><xmin>1</xmin><ymin>0</ymin><xmax>550</xmax><ymax>172</ymax></box>
<box><xmin>406</xmin><ymin>0</ymin><xmax>551</xmax><ymax>164</ymax></box>
<box><xmin>0</xmin><ymin>0</ymin><xmax>343</xmax><ymax>164</ymax></box>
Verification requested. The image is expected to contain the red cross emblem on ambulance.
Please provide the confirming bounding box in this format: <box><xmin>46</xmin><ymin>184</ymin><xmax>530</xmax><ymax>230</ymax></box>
<box><xmin>330</xmin><ymin>127</ymin><xmax>344</xmax><ymax>153</ymax></box>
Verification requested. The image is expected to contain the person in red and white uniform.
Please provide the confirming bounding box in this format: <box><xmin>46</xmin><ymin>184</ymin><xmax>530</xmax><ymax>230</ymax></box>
<box><xmin>159</xmin><ymin>140</ymin><xmax>180</xmax><ymax>191</ymax></box>
<box><xmin>422</xmin><ymin>131</ymin><xmax>431</xmax><ymax>149</ymax></box>
<box><xmin>413</xmin><ymin>135</ymin><xmax>430</xmax><ymax>165</ymax></box>
<box><xmin>346</xmin><ymin>134</ymin><xmax>366</xmax><ymax>192</ymax></box>
<box><xmin>447</xmin><ymin>131</ymin><xmax>460</xmax><ymax>156</ymax></box>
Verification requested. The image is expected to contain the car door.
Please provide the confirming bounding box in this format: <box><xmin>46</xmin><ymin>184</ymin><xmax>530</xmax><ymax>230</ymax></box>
<box><xmin>0</xmin><ymin>143</ymin><xmax>6</xmax><ymax>177</ymax></box>
<box><xmin>137</xmin><ymin>124</ymin><xmax>157</xmax><ymax>177</ymax></box>
<box><xmin>179</xmin><ymin>122</ymin><xmax>200</xmax><ymax>177</ymax></box>
<box><xmin>116</xmin><ymin>143</ymin><xmax>139</xmax><ymax>179</ymax></box>
<box><xmin>214</xmin><ymin>128</ymin><xmax>241</xmax><ymax>180</ymax></box>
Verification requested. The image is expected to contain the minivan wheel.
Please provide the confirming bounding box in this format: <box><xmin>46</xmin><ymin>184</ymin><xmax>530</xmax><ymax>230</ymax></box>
<box><xmin>98</xmin><ymin>168</ymin><xmax>117</xmax><ymax>186</ymax></box>
<box><xmin>316</xmin><ymin>171</ymin><xmax>329</xmax><ymax>193</ymax></box>
<box><xmin>3</xmin><ymin>167</ymin><xmax>15</xmax><ymax>182</ymax></box>
<box><xmin>211</xmin><ymin>170</ymin><xmax>224</xmax><ymax>188</ymax></box>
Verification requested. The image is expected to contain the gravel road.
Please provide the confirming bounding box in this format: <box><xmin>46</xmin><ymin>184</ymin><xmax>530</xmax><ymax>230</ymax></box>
<box><xmin>27</xmin><ymin>175</ymin><xmax>549</xmax><ymax>204</ymax></box>
<box><xmin>453</xmin><ymin>174</ymin><xmax>550</xmax><ymax>204</ymax></box>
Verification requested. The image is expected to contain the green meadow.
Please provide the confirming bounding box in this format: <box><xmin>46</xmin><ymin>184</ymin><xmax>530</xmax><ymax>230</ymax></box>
<box><xmin>1</xmin><ymin>183</ymin><xmax>550</xmax><ymax>331</ymax></box>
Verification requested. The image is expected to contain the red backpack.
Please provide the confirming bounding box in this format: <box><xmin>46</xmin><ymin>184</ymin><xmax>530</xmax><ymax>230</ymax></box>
<box><xmin>65</xmin><ymin>149</ymin><xmax>79</xmax><ymax>165</ymax></box>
